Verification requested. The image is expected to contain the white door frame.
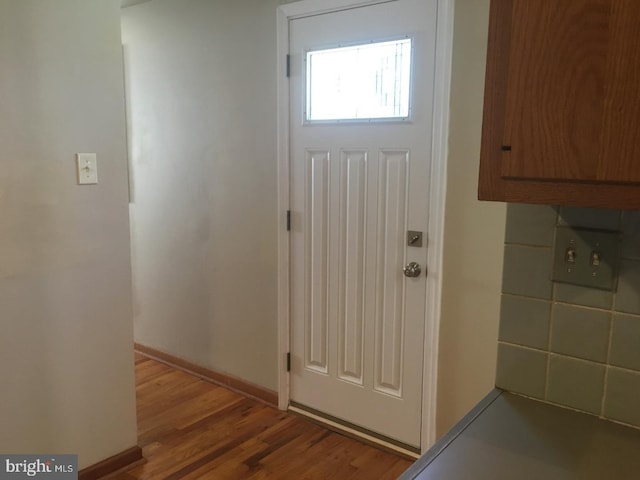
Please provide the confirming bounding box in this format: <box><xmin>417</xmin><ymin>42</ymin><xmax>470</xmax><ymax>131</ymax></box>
<box><xmin>276</xmin><ymin>0</ymin><xmax>455</xmax><ymax>452</ymax></box>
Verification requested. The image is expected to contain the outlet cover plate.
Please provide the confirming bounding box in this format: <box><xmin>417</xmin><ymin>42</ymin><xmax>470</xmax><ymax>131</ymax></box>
<box><xmin>552</xmin><ymin>226</ymin><xmax>620</xmax><ymax>291</ymax></box>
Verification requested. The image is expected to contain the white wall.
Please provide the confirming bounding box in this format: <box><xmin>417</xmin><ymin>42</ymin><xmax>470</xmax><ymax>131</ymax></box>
<box><xmin>122</xmin><ymin>0</ymin><xmax>282</xmax><ymax>390</ymax></box>
<box><xmin>0</xmin><ymin>0</ymin><xmax>138</xmax><ymax>468</ymax></box>
<box><xmin>436</xmin><ymin>0</ymin><xmax>506</xmax><ymax>436</ymax></box>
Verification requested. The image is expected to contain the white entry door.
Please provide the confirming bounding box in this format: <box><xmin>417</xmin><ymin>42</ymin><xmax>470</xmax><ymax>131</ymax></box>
<box><xmin>289</xmin><ymin>0</ymin><xmax>436</xmax><ymax>449</ymax></box>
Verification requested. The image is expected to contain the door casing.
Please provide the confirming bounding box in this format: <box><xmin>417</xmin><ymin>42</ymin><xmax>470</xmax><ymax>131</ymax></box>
<box><xmin>276</xmin><ymin>0</ymin><xmax>455</xmax><ymax>453</ymax></box>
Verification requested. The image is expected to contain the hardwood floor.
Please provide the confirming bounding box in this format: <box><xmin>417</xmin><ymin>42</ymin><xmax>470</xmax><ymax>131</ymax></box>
<box><xmin>116</xmin><ymin>354</ymin><xmax>412</xmax><ymax>479</ymax></box>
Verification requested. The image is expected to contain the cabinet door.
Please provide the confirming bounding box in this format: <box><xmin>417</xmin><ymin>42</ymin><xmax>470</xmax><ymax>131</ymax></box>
<box><xmin>501</xmin><ymin>0</ymin><xmax>640</xmax><ymax>183</ymax></box>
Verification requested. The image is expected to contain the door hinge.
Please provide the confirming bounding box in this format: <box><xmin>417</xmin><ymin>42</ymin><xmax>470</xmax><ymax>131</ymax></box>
<box><xmin>286</xmin><ymin>352</ymin><xmax>291</xmax><ymax>372</ymax></box>
<box><xmin>286</xmin><ymin>54</ymin><xmax>291</xmax><ymax>78</ymax></box>
<box><xmin>286</xmin><ymin>210</ymin><xmax>291</xmax><ymax>231</ymax></box>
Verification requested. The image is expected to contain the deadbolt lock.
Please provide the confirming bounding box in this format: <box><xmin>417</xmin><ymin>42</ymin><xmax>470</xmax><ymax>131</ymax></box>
<box><xmin>407</xmin><ymin>231</ymin><xmax>423</xmax><ymax>247</ymax></box>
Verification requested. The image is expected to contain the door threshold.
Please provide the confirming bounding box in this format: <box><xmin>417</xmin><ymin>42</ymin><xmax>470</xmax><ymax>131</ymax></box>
<box><xmin>288</xmin><ymin>402</ymin><xmax>421</xmax><ymax>460</ymax></box>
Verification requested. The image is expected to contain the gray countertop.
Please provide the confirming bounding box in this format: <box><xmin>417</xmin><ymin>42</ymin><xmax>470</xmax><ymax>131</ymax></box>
<box><xmin>401</xmin><ymin>390</ymin><xmax>640</xmax><ymax>479</ymax></box>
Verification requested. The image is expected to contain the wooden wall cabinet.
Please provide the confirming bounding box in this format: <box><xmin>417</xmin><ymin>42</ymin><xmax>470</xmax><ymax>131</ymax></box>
<box><xmin>479</xmin><ymin>0</ymin><xmax>640</xmax><ymax>209</ymax></box>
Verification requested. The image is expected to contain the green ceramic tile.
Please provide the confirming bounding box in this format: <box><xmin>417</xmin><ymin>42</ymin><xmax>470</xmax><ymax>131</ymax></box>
<box><xmin>604</xmin><ymin>368</ymin><xmax>640</xmax><ymax>427</ymax></box>
<box><xmin>621</xmin><ymin>211</ymin><xmax>640</xmax><ymax>260</ymax></box>
<box><xmin>610</xmin><ymin>314</ymin><xmax>640</xmax><ymax>371</ymax></box>
<box><xmin>505</xmin><ymin>204</ymin><xmax>558</xmax><ymax>247</ymax></box>
<box><xmin>554</xmin><ymin>283</ymin><xmax>613</xmax><ymax>309</ymax></box>
<box><xmin>547</xmin><ymin>355</ymin><xmax>605</xmax><ymax>415</ymax></box>
<box><xmin>496</xmin><ymin>343</ymin><xmax>547</xmax><ymax>399</ymax></box>
<box><xmin>550</xmin><ymin>304</ymin><xmax>611</xmax><ymax>362</ymax></box>
<box><xmin>499</xmin><ymin>295</ymin><xmax>551</xmax><ymax>349</ymax></box>
<box><xmin>502</xmin><ymin>245</ymin><xmax>553</xmax><ymax>299</ymax></box>
<box><xmin>558</xmin><ymin>207</ymin><xmax>621</xmax><ymax>231</ymax></box>
<box><xmin>615</xmin><ymin>259</ymin><xmax>640</xmax><ymax>315</ymax></box>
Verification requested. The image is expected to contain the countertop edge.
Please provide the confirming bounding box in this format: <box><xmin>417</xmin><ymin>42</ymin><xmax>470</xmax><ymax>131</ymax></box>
<box><xmin>398</xmin><ymin>389</ymin><xmax>503</xmax><ymax>480</ymax></box>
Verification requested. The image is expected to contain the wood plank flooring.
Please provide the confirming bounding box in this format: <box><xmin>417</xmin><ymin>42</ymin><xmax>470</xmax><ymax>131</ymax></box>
<box><xmin>116</xmin><ymin>354</ymin><xmax>411</xmax><ymax>479</ymax></box>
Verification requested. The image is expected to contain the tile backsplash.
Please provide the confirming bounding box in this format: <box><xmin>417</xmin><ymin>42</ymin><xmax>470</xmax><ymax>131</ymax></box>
<box><xmin>496</xmin><ymin>204</ymin><xmax>640</xmax><ymax>428</ymax></box>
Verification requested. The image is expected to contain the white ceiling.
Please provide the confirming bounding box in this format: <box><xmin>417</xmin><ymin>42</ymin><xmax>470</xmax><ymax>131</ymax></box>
<box><xmin>121</xmin><ymin>0</ymin><xmax>153</xmax><ymax>8</ymax></box>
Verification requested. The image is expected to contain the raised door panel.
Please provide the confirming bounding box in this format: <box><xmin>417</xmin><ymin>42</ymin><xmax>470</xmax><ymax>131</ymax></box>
<box><xmin>304</xmin><ymin>149</ymin><xmax>330</xmax><ymax>373</ymax></box>
<box><xmin>337</xmin><ymin>149</ymin><xmax>367</xmax><ymax>385</ymax></box>
<box><xmin>375</xmin><ymin>150</ymin><xmax>410</xmax><ymax>397</ymax></box>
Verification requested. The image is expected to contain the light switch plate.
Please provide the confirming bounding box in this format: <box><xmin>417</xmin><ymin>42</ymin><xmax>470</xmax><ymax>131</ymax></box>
<box><xmin>76</xmin><ymin>153</ymin><xmax>98</xmax><ymax>185</ymax></box>
<box><xmin>552</xmin><ymin>226</ymin><xmax>620</xmax><ymax>291</ymax></box>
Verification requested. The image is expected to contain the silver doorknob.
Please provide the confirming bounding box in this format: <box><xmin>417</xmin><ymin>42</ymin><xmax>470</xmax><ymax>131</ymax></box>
<box><xmin>403</xmin><ymin>262</ymin><xmax>422</xmax><ymax>278</ymax></box>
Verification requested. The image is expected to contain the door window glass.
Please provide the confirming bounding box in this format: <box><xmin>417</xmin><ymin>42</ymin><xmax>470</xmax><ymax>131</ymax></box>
<box><xmin>305</xmin><ymin>38</ymin><xmax>412</xmax><ymax>122</ymax></box>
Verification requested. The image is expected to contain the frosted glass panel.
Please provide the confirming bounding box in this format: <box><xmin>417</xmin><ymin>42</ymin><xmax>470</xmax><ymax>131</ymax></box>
<box><xmin>306</xmin><ymin>38</ymin><xmax>412</xmax><ymax>122</ymax></box>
